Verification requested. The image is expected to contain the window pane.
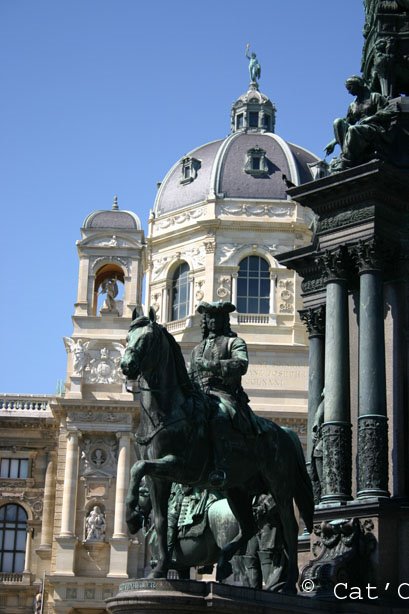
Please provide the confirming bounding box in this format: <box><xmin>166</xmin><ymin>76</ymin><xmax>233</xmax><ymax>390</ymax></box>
<box><xmin>5</xmin><ymin>507</ymin><xmax>17</xmax><ymax>522</ymax></box>
<box><xmin>260</xmin><ymin>279</ymin><xmax>270</xmax><ymax>296</ymax></box>
<box><xmin>2</xmin><ymin>552</ymin><xmax>14</xmax><ymax>572</ymax></box>
<box><xmin>4</xmin><ymin>530</ymin><xmax>15</xmax><ymax>550</ymax></box>
<box><xmin>10</xmin><ymin>460</ymin><xmax>19</xmax><ymax>478</ymax></box>
<box><xmin>17</xmin><ymin>507</ymin><xmax>27</xmax><ymax>522</ymax></box>
<box><xmin>249</xmin><ymin>256</ymin><xmax>259</xmax><ymax>271</ymax></box>
<box><xmin>252</xmin><ymin>157</ymin><xmax>260</xmax><ymax>170</ymax></box>
<box><xmin>249</xmin><ymin>279</ymin><xmax>258</xmax><ymax>296</ymax></box>
<box><xmin>237</xmin><ymin>257</ymin><xmax>271</xmax><ymax>315</ymax></box>
<box><xmin>19</xmin><ymin>461</ymin><xmax>28</xmax><ymax>479</ymax></box>
<box><xmin>15</xmin><ymin>531</ymin><xmax>26</xmax><ymax>551</ymax></box>
<box><xmin>248</xmin><ymin>298</ymin><xmax>258</xmax><ymax>313</ymax></box>
<box><xmin>249</xmin><ymin>112</ymin><xmax>258</xmax><ymax>127</ymax></box>
<box><xmin>0</xmin><ymin>460</ymin><xmax>9</xmax><ymax>478</ymax></box>
<box><xmin>260</xmin><ymin>299</ymin><xmax>269</xmax><ymax>314</ymax></box>
<box><xmin>237</xmin><ymin>297</ymin><xmax>246</xmax><ymax>313</ymax></box>
<box><xmin>14</xmin><ymin>553</ymin><xmax>25</xmax><ymax>573</ymax></box>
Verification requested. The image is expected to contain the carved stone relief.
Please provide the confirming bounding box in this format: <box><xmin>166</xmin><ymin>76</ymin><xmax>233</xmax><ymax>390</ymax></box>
<box><xmin>83</xmin><ymin>344</ymin><xmax>125</xmax><ymax>385</ymax></box>
<box><xmin>218</xmin><ymin>203</ymin><xmax>293</xmax><ymax>217</ymax></box>
<box><xmin>278</xmin><ymin>279</ymin><xmax>294</xmax><ymax>313</ymax></box>
<box><xmin>152</xmin><ymin>246</ymin><xmax>206</xmax><ymax>279</ymax></box>
<box><xmin>195</xmin><ymin>280</ymin><xmax>205</xmax><ymax>303</ymax></box>
<box><xmin>63</xmin><ymin>338</ymin><xmax>89</xmax><ymax>375</ymax></box>
<box><xmin>157</xmin><ymin>207</ymin><xmax>205</xmax><ymax>229</ymax></box>
<box><xmin>80</xmin><ymin>436</ymin><xmax>118</xmax><ymax>478</ymax></box>
<box><xmin>216</xmin><ymin>276</ymin><xmax>231</xmax><ymax>299</ymax></box>
<box><xmin>216</xmin><ymin>243</ymin><xmax>290</xmax><ymax>265</ymax></box>
<box><xmin>91</xmin><ymin>256</ymin><xmax>130</xmax><ymax>274</ymax></box>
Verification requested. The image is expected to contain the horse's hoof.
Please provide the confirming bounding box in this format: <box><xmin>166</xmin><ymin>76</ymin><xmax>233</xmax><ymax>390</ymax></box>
<box><xmin>148</xmin><ymin>568</ymin><xmax>168</xmax><ymax>579</ymax></box>
<box><xmin>216</xmin><ymin>561</ymin><xmax>233</xmax><ymax>582</ymax></box>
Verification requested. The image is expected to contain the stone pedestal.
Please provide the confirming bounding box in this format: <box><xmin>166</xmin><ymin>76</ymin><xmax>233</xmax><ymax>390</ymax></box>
<box><xmin>106</xmin><ymin>577</ymin><xmax>404</xmax><ymax>613</ymax></box>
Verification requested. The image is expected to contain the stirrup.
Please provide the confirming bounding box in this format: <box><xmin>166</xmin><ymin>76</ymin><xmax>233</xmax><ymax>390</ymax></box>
<box><xmin>208</xmin><ymin>469</ymin><xmax>227</xmax><ymax>488</ymax></box>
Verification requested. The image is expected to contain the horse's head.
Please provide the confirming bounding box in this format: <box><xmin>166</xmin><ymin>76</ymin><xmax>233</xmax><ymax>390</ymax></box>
<box><xmin>121</xmin><ymin>308</ymin><xmax>162</xmax><ymax>381</ymax></box>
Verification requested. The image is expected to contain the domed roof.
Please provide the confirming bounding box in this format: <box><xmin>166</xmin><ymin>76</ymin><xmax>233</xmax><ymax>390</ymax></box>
<box><xmin>83</xmin><ymin>196</ymin><xmax>141</xmax><ymax>230</ymax></box>
<box><xmin>154</xmin><ymin>85</ymin><xmax>318</xmax><ymax>217</ymax></box>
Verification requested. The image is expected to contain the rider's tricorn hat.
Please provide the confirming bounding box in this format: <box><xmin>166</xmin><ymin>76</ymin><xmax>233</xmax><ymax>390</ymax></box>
<box><xmin>197</xmin><ymin>301</ymin><xmax>236</xmax><ymax>314</ymax></box>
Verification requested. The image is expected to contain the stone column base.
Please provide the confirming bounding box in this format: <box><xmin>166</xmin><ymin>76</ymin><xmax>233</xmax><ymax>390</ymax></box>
<box><xmin>107</xmin><ymin>537</ymin><xmax>129</xmax><ymax>578</ymax></box>
<box><xmin>54</xmin><ymin>536</ymin><xmax>78</xmax><ymax>575</ymax></box>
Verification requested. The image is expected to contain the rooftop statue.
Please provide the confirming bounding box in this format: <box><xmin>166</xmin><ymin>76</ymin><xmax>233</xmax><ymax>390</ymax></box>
<box><xmin>324</xmin><ymin>75</ymin><xmax>396</xmax><ymax>172</ymax></box>
<box><xmin>121</xmin><ymin>304</ymin><xmax>313</xmax><ymax>593</ymax></box>
<box><xmin>245</xmin><ymin>44</ymin><xmax>261</xmax><ymax>85</ymax></box>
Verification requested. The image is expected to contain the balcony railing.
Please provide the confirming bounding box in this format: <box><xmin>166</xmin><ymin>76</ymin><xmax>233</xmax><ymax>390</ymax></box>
<box><xmin>0</xmin><ymin>394</ymin><xmax>53</xmax><ymax>414</ymax></box>
<box><xmin>236</xmin><ymin>314</ymin><xmax>270</xmax><ymax>325</ymax></box>
<box><xmin>165</xmin><ymin>317</ymin><xmax>191</xmax><ymax>333</ymax></box>
<box><xmin>0</xmin><ymin>572</ymin><xmax>23</xmax><ymax>583</ymax></box>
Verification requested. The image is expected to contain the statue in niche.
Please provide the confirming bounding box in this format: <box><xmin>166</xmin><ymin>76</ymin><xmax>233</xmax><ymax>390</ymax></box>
<box><xmin>100</xmin><ymin>277</ymin><xmax>119</xmax><ymax>314</ymax></box>
<box><xmin>245</xmin><ymin>44</ymin><xmax>261</xmax><ymax>85</ymax></box>
<box><xmin>324</xmin><ymin>75</ymin><xmax>396</xmax><ymax>172</ymax></box>
<box><xmin>85</xmin><ymin>506</ymin><xmax>106</xmax><ymax>541</ymax></box>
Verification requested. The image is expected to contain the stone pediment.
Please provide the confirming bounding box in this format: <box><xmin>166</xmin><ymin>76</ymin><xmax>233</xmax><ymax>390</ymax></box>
<box><xmin>78</xmin><ymin>233</ymin><xmax>142</xmax><ymax>249</ymax></box>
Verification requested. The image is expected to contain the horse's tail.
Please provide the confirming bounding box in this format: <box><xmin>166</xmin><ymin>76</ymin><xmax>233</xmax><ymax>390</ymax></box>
<box><xmin>283</xmin><ymin>427</ymin><xmax>314</xmax><ymax>533</ymax></box>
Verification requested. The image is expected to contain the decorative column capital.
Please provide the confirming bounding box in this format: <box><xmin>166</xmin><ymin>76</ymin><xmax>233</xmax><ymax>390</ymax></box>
<box><xmin>316</xmin><ymin>247</ymin><xmax>351</xmax><ymax>283</ymax></box>
<box><xmin>299</xmin><ymin>305</ymin><xmax>326</xmax><ymax>337</ymax></box>
<box><xmin>353</xmin><ymin>238</ymin><xmax>384</xmax><ymax>273</ymax></box>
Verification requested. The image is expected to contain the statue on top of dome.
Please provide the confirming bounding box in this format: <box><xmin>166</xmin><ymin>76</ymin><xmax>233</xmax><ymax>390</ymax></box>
<box><xmin>245</xmin><ymin>44</ymin><xmax>261</xmax><ymax>86</ymax></box>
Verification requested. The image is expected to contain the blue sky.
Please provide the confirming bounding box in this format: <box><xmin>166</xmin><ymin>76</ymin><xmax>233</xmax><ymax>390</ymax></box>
<box><xmin>1</xmin><ymin>1</ymin><xmax>365</xmax><ymax>394</ymax></box>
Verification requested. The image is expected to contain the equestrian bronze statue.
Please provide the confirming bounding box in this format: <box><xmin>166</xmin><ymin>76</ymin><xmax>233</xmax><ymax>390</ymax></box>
<box><xmin>121</xmin><ymin>301</ymin><xmax>313</xmax><ymax>593</ymax></box>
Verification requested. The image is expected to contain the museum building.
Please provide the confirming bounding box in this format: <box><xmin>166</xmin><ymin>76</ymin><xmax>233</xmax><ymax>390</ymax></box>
<box><xmin>0</xmin><ymin>80</ymin><xmax>318</xmax><ymax>613</ymax></box>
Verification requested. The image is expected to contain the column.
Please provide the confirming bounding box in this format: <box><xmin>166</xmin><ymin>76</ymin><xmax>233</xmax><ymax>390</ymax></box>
<box><xmin>161</xmin><ymin>285</ymin><xmax>168</xmax><ymax>323</ymax></box>
<box><xmin>109</xmin><ymin>432</ymin><xmax>131</xmax><ymax>577</ymax></box>
<box><xmin>269</xmin><ymin>272</ymin><xmax>277</xmax><ymax>324</ymax></box>
<box><xmin>300</xmin><ymin>306</ymin><xmax>325</xmax><ymax>504</ymax></box>
<box><xmin>60</xmin><ymin>431</ymin><xmax>79</xmax><ymax>537</ymax></box>
<box><xmin>39</xmin><ymin>452</ymin><xmax>56</xmax><ymax>551</ymax></box>
<box><xmin>231</xmin><ymin>273</ymin><xmax>238</xmax><ymax>305</ymax></box>
<box><xmin>188</xmin><ymin>275</ymin><xmax>195</xmax><ymax>315</ymax></box>
<box><xmin>320</xmin><ymin>248</ymin><xmax>352</xmax><ymax>503</ymax></box>
<box><xmin>23</xmin><ymin>528</ymin><xmax>33</xmax><ymax>575</ymax></box>
<box><xmin>355</xmin><ymin>239</ymin><xmax>389</xmax><ymax>499</ymax></box>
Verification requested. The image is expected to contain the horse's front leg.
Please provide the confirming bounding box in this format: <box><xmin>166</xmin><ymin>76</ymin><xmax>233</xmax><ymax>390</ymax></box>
<box><xmin>216</xmin><ymin>489</ymin><xmax>257</xmax><ymax>582</ymax></box>
<box><xmin>148</xmin><ymin>478</ymin><xmax>171</xmax><ymax>579</ymax></box>
<box><xmin>126</xmin><ymin>460</ymin><xmax>147</xmax><ymax>534</ymax></box>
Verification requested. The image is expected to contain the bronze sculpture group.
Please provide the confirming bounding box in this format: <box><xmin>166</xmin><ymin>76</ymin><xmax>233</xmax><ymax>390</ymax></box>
<box><xmin>121</xmin><ymin>301</ymin><xmax>313</xmax><ymax>593</ymax></box>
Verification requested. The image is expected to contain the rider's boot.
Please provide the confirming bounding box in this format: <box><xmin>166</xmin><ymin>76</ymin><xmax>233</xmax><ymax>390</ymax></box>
<box><xmin>208</xmin><ymin>419</ymin><xmax>230</xmax><ymax>488</ymax></box>
<box><xmin>242</xmin><ymin>554</ymin><xmax>262</xmax><ymax>589</ymax></box>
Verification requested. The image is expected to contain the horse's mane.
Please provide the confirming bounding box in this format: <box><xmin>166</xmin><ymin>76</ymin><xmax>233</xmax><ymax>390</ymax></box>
<box><xmin>160</xmin><ymin>326</ymin><xmax>194</xmax><ymax>396</ymax></box>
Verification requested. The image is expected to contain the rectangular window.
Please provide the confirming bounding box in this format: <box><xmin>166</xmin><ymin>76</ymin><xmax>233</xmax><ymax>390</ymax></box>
<box><xmin>0</xmin><ymin>459</ymin><xmax>29</xmax><ymax>479</ymax></box>
<box><xmin>236</xmin><ymin>114</ymin><xmax>244</xmax><ymax>129</ymax></box>
<box><xmin>252</xmin><ymin>157</ymin><xmax>260</xmax><ymax>170</ymax></box>
<box><xmin>249</xmin><ymin>112</ymin><xmax>259</xmax><ymax>127</ymax></box>
<box><xmin>263</xmin><ymin>115</ymin><xmax>270</xmax><ymax>130</ymax></box>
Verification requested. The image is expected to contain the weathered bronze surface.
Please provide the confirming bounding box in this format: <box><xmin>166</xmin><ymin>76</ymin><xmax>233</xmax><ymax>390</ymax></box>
<box><xmin>121</xmin><ymin>304</ymin><xmax>313</xmax><ymax>593</ymax></box>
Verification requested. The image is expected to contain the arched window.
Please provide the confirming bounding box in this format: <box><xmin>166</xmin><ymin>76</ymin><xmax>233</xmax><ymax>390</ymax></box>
<box><xmin>237</xmin><ymin>256</ymin><xmax>270</xmax><ymax>314</ymax></box>
<box><xmin>0</xmin><ymin>504</ymin><xmax>27</xmax><ymax>573</ymax></box>
<box><xmin>171</xmin><ymin>262</ymin><xmax>190</xmax><ymax>321</ymax></box>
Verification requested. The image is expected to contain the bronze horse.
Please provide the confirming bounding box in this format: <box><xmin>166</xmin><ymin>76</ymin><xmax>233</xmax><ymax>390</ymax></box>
<box><xmin>121</xmin><ymin>310</ymin><xmax>313</xmax><ymax>593</ymax></box>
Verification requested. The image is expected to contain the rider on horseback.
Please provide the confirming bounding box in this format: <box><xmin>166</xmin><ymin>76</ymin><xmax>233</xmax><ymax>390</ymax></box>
<box><xmin>190</xmin><ymin>301</ymin><xmax>265</xmax><ymax>489</ymax></box>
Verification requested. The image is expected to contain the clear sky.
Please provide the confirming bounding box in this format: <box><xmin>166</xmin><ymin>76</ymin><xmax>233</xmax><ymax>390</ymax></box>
<box><xmin>1</xmin><ymin>1</ymin><xmax>365</xmax><ymax>394</ymax></box>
